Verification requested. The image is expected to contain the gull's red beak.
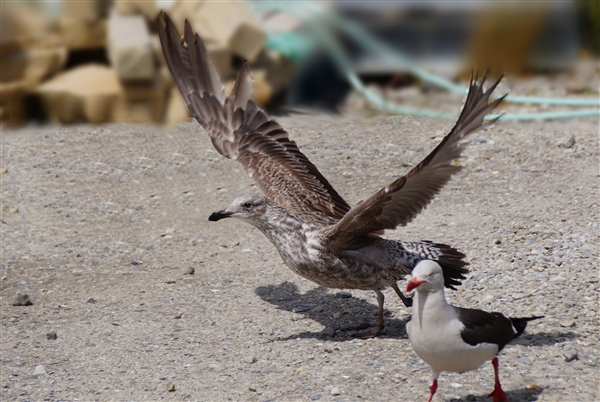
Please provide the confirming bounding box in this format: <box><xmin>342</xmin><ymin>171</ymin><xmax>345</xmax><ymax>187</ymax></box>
<box><xmin>406</xmin><ymin>278</ymin><xmax>426</xmax><ymax>292</ymax></box>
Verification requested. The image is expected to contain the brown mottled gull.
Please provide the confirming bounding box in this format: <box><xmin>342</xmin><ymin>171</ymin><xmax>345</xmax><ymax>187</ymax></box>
<box><xmin>157</xmin><ymin>11</ymin><xmax>504</xmax><ymax>337</ymax></box>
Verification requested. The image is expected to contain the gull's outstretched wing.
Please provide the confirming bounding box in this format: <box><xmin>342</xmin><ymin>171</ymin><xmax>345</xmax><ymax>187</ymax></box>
<box><xmin>157</xmin><ymin>11</ymin><xmax>350</xmax><ymax>223</ymax></box>
<box><xmin>323</xmin><ymin>74</ymin><xmax>505</xmax><ymax>250</ymax></box>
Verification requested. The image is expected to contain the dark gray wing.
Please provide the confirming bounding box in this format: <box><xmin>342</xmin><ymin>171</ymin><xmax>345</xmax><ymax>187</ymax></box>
<box><xmin>322</xmin><ymin>73</ymin><xmax>505</xmax><ymax>250</ymax></box>
<box><xmin>157</xmin><ymin>11</ymin><xmax>350</xmax><ymax>223</ymax></box>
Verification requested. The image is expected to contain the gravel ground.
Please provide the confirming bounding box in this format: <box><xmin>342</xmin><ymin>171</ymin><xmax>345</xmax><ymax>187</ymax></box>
<box><xmin>1</xmin><ymin>92</ymin><xmax>598</xmax><ymax>401</ymax></box>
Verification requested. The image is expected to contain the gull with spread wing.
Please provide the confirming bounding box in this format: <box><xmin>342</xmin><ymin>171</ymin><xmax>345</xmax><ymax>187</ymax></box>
<box><xmin>157</xmin><ymin>11</ymin><xmax>505</xmax><ymax>337</ymax></box>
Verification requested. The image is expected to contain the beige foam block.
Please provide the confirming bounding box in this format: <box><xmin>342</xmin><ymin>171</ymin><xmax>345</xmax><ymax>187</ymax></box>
<box><xmin>24</xmin><ymin>47</ymin><xmax>68</xmax><ymax>85</ymax></box>
<box><xmin>167</xmin><ymin>1</ymin><xmax>208</xmax><ymax>37</ymax></box>
<box><xmin>114</xmin><ymin>0</ymin><xmax>157</xmax><ymax>21</ymax></box>
<box><xmin>206</xmin><ymin>44</ymin><xmax>233</xmax><ymax>78</ymax></box>
<box><xmin>60</xmin><ymin>17</ymin><xmax>106</xmax><ymax>50</ymax></box>
<box><xmin>63</xmin><ymin>1</ymin><xmax>107</xmax><ymax>22</ymax></box>
<box><xmin>115</xmin><ymin>78</ymin><xmax>167</xmax><ymax>123</ymax></box>
<box><xmin>198</xmin><ymin>1</ymin><xmax>267</xmax><ymax>61</ymax></box>
<box><xmin>159</xmin><ymin>65</ymin><xmax>174</xmax><ymax>88</ymax></box>
<box><xmin>251</xmin><ymin>69</ymin><xmax>273</xmax><ymax>106</ymax></box>
<box><xmin>0</xmin><ymin>45</ymin><xmax>67</xmax><ymax>90</ymax></box>
<box><xmin>0</xmin><ymin>48</ymin><xmax>28</xmax><ymax>82</ymax></box>
<box><xmin>0</xmin><ymin>5</ymin><xmax>17</xmax><ymax>51</ymax></box>
<box><xmin>2</xmin><ymin>3</ymin><xmax>52</xmax><ymax>49</ymax></box>
<box><xmin>107</xmin><ymin>11</ymin><xmax>156</xmax><ymax>80</ymax></box>
<box><xmin>0</xmin><ymin>80</ymin><xmax>27</xmax><ymax>127</ymax></box>
<box><xmin>151</xmin><ymin>35</ymin><xmax>164</xmax><ymax>66</ymax></box>
<box><xmin>37</xmin><ymin>65</ymin><xmax>124</xmax><ymax>124</ymax></box>
<box><xmin>165</xmin><ymin>86</ymin><xmax>190</xmax><ymax>127</ymax></box>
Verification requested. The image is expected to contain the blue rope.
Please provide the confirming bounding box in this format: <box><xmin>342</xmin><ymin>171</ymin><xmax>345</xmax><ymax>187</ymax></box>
<box><xmin>251</xmin><ymin>2</ymin><xmax>600</xmax><ymax>121</ymax></box>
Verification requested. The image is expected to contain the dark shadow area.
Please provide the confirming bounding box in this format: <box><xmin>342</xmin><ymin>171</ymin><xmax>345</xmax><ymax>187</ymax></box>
<box><xmin>255</xmin><ymin>281</ymin><xmax>410</xmax><ymax>341</ymax></box>
<box><xmin>513</xmin><ymin>331</ymin><xmax>578</xmax><ymax>347</ymax></box>
<box><xmin>449</xmin><ymin>386</ymin><xmax>544</xmax><ymax>402</ymax></box>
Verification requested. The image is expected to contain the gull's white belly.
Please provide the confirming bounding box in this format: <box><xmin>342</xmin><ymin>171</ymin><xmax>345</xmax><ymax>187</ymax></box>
<box><xmin>407</xmin><ymin>316</ymin><xmax>498</xmax><ymax>373</ymax></box>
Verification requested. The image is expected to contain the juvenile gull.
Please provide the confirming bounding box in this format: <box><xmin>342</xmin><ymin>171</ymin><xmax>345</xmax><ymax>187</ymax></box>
<box><xmin>158</xmin><ymin>11</ymin><xmax>504</xmax><ymax>337</ymax></box>
<box><xmin>406</xmin><ymin>261</ymin><xmax>543</xmax><ymax>401</ymax></box>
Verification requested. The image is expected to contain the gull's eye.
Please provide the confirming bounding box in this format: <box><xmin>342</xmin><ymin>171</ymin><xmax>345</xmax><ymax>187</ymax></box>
<box><xmin>429</xmin><ymin>272</ymin><xmax>434</xmax><ymax>277</ymax></box>
<box><xmin>243</xmin><ymin>202</ymin><xmax>252</xmax><ymax>208</ymax></box>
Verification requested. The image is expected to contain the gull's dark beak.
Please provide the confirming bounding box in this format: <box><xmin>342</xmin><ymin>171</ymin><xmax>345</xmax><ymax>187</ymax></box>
<box><xmin>208</xmin><ymin>210</ymin><xmax>232</xmax><ymax>222</ymax></box>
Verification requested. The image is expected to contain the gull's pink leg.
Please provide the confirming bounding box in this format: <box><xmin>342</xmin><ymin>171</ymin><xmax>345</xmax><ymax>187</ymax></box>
<box><xmin>488</xmin><ymin>357</ymin><xmax>508</xmax><ymax>402</ymax></box>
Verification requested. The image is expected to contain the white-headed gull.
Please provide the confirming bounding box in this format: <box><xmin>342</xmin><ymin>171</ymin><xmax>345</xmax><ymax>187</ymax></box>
<box><xmin>406</xmin><ymin>260</ymin><xmax>542</xmax><ymax>402</ymax></box>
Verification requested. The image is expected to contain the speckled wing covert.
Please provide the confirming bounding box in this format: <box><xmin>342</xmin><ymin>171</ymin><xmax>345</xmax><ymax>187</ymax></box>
<box><xmin>157</xmin><ymin>11</ymin><xmax>350</xmax><ymax>223</ymax></box>
<box><xmin>323</xmin><ymin>74</ymin><xmax>505</xmax><ymax>251</ymax></box>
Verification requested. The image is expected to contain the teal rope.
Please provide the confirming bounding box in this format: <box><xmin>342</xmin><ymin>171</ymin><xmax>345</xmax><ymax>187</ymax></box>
<box><xmin>304</xmin><ymin>4</ymin><xmax>600</xmax><ymax>107</ymax></box>
<box><xmin>251</xmin><ymin>2</ymin><xmax>600</xmax><ymax>121</ymax></box>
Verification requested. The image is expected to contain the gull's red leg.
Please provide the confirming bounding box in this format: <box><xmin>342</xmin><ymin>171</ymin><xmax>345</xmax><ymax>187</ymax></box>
<box><xmin>488</xmin><ymin>357</ymin><xmax>508</xmax><ymax>402</ymax></box>
<box><xmin>426</xmin><ymin>378</ymin><xmax>438</xmax><ymax>402</ymax></box>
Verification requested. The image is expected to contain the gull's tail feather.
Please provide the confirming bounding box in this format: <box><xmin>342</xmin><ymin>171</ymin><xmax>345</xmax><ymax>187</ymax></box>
<box><xmin>510</xmin><ymin>316</ymin><xmax>544</xmax><ymax>339</ymax></box>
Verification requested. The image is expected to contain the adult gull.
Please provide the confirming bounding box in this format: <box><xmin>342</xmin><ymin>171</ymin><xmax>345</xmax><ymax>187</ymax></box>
<box><xmin>406</xmin><ymin>260</ymin><xmax>543</xmax><ymax>401</ymax></box>
<box><xmin>158</xmin><ymin>11</ymin><xmax>504</xmax><ymax>337</ymax></box>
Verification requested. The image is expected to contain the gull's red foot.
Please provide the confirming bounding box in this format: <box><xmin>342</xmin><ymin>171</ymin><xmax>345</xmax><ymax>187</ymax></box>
<box><xmin>488</xmin><ymin>385</ymin><xmax>508</xmax><ymax>402</ymax></box>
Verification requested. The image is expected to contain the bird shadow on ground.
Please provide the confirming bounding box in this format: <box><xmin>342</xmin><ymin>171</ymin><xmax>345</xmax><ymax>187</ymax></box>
<box><xmin>513</xmin><ymin>330</ymin><xmax>578</xmax><ymax>347</ymax></box>
<box><xmin>449</xmin><ymin>386</ymin><xmax>544</xmax><ymax>402</ymax></box>
<box><xmin>255</xmin><ymin>281</ymin><xmax>411</xmax><ymax>341</ymax></box>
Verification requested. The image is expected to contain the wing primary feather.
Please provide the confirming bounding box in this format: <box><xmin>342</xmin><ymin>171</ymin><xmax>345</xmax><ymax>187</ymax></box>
<box><xmin>184</xmin><ymin>21</ymin><xmax>225</xmax><ymax>104</ymax></box>
<box><xmin>230</xmin><ymin>62</ymin><xmax>253</xmax><ymax>110</ymax></box>
<box><xmin>157</xmin><ymin>12</ymin><xmax>192</xmax><ymax>104</ymax></box>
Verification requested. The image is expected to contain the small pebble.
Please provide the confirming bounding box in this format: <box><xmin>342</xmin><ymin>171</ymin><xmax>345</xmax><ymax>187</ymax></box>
<box><xmin>33</xmin><ymin>365</ymin><xmax>46</xmax><ymax>375</ymax></box>
<box><xmin>46</xmin><ymin>331</ymin><xmax>58</xmax><ymax>340</ymax></box>
<box><xmin>331</xmin><ymin>387</ymin><xmax>341</xmax><ymax>396</ymax></box>
<box><xmin>560</xmin><ymin>320</ymin><xmax>576</xmax><ymax>328</ymax></box>
<box><xmin>161</xmin><ymin>228</ymin><xmax>175</xmax><ymax>237</ymax></box>
<box><xmin>564</xmin><ymin>350</ymin><xmax>578</xmax><ymax>362</ymax></box>
<box><xmin>292</xmin><ymin>306</ymin><xmax>309</xmax><ymax>313</ymax></box>
<box><xmin>556</xmin><ymin>134</ymin><xmax>575</xmax><ymax>148</ymax></box>
<box><xmin>11</xmin><ymin>293</ymin><xmax>33</xmax><ymax>306</ymax></box>
<box><xmin>188</xmin><ymin>239</ymin><xmax>197</xmax><ymax>246</ymax></box>
<box><xmin>335</xmin><ymin>291</ymin><xmax>352</xmax><ymax>299</ymax></box>
<box><xmin>183</xmin><ymin>267</ymin><xmax>195</xmax><ymax>275</ymax></box>
<box><xmin>322</xmin><ymin>327</ymin><xmax>336</xmax><ymax>337</ymax></box>
<box><xmin>243</xmin><ymin>354</ymin><xmax>257</xmax><ymax>364</ymax></box>
<box><xmin>494</xmin><ymin>239</ymin><xmax>502</xmax><ymax>244</ymax></box>
<box><xmin>167</xmin><ymin>383</ymin><xmax>175</xmax><ymax>392</ymax></box>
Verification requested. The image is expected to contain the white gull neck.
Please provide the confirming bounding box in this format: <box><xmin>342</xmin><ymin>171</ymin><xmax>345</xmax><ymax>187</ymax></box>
<box><xmin>413</xmin><ymin>287</ymin><xmax>455</xmax><ymax>330</ymax></box>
